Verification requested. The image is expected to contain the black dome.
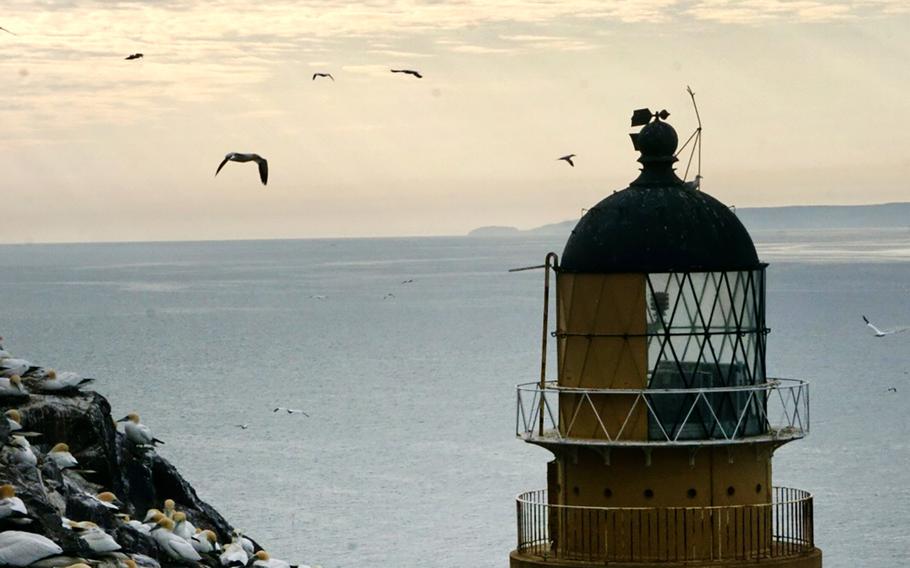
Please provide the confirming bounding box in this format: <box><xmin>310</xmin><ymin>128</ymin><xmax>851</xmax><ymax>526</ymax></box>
<box><xmin>561</xmin><ymin>119</ymin><xmax>759</xmax><ymax>274</ymax></box>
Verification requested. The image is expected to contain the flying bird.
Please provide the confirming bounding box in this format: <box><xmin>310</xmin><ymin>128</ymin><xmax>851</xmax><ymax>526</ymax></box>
<box><xmin>125</xmin><ymin>53</ymin><xmax>144</xmax><ymax>60</ymax></box>
<box><xmin>234</xmin><ymin>424</ymin><xmax>250</xmax><ymax>430</ymax></box>
<box><xmin>391</xmin><ymin>69</ymin><xmax>422</xmax><ymax>79</ymax></box>
<box><xmin>312</xmin><ymin>73</ymin><xmax>334</xmax><ymax>81</ymax></box>
<box><xmin>215</xmin><ymin>153</ymin><xmax>269</xmax><ymax>186</ymax></box>
<box><xmin>0</xmin><ymin>26</ymin><xmax>16</xmax><ymax>36</ymax></box>
<box><xmin>863</xmin><ymin>315</ymin><xmax>910</xmax><ymax>338</ymax></box>
<box><xmin>273</xmin><ymin>407</ymin><xmax>309</xmax><ymax>416</ymax></box>
<box><xmin>558</xmin><ymin>154</ymin><xmax>576</xmax><ymax>167</ymax></box>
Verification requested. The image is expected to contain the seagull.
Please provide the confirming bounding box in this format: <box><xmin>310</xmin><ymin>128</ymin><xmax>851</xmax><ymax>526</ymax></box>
<box><xmin>215</xmin><ymin>153</ymin><xmax>269</xmax><ymax>186</ymax></box>
<box><xmin>273</xmin><ymin>407</ymin><xmax>309</xmax><ymax>417</ymax></box>
<box><xmin>116</xmin><ymin>413</ymin><xmax>164</xmax><ymax>448</ymax></box>
<box><xmin>390</xmin><ymin>69</ymin><xmax>422</xmax><ymax>79</ymax></box>
<box><xmin>312</xmin><ymin>73</ymin><xmax>334</xmax><ymax>81</ymax></box>
<box><xmin>558</xmin><ymin>154</ymin><xmax>576</xmax><ymax>167</ymax></box>
<box><xmin>684</xmin><ymin>174</ymin><xmax>702</xmax><ymax>191</ymax></box>
<box><xmin>0</xmin><ymin>27</ymin><xmax>16</xmax><ymax>36</ymax></box>
<box><xmin>862</xmin><ymin>315</ymin><xmax>909</xmax><ymax>337</ymax></box>
<box><xmin>125</xmin><ymin>53</ymin><xmax>143</xmax><ymax>60</ymax></box>
<box><xmin>0</xmin><ymin>530</ymin><xmax>63</xmax><ymax>567</ymax></box>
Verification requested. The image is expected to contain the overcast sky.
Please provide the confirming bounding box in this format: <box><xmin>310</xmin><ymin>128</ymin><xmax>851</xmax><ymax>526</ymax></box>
<box><xmin>1</xmin><ymin>1</ymin><xmax>909</xmax><ymax>243</ymax></box>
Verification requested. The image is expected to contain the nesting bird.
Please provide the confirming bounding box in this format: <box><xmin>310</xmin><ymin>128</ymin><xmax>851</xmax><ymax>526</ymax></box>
<box><xmin>252</xmin><ymin>550</ymin><xmax>292</xmax><ymax>568</ymax></box>
<box><xmin>219</xmin><ymin>537</ymin><xmax>248</xmax><ymax>567</ymax></box>
<box><xmin>28</xmin><ymin>370</ymin><xmax>94</xmax><ymax>392</ymax></box>
<box><xmin>172</xmin><ymin>511</ymin><xmax>196</xmax><ymax>540</ymax></box>
<box><xmin>71</xmin><ymin>521</ymin><xmax>121</xmax><ymax>553</ymax></box>
<box><xmin>0</xmin><ymin>530</ymin><xmax>63</xmax><ymax>567</ymax></box>
<box><xmin>151</xmin><ymin>517</ymin><xmax>202</xmax><ymax>563</ymax></box>
<box><xmin>0</xmin><ymin>484</ymin><xmax>28</xmax><ymax>522</ymax></box>
<box><xmin>0</xmin><ymin>375</ymin><xmax>26</xmax><ymax>396</ymax></box>
<box><xmin>0</xmin><ymin>359</ymin><xmax>31</xmax><ymax>378</ymax></box>
<box><xmin>117</xmin><ymin>413</ymin><xmax>164</xmax><ymax>448</ymax></box>
<box><xmin>191</xmin><ymin>529</ymin><xmax>219</xmax><ymax>554</ymax></box>
<box><xmin>90</xmin><ymin>491</ymin><xmax>121</xmax><ymax>510</ymax></box>
<box><xmin>5</xmin><ymin>409</ymin><xmax>22</xmax><ymax>432</ymax></box>
<box><xmin>215</xmin><ymin>153</ymin><xmax>269</xmax><ymax>186</ymax></box>
<box><xmin>47</xmin><ymin>442</ymin><xmax>79</xmax><ymax>470</ymax></box>
<box><xmin>2</xmin><ymin>436</ymin><xmax>38</xmax><ymax>468</ymax></box>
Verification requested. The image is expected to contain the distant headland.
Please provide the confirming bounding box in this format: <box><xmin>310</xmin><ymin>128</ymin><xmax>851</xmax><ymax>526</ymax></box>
<box><xmin>469</xmin><ymin>202</ymin><xmax>910</xmax><ymax>236</ymax></box>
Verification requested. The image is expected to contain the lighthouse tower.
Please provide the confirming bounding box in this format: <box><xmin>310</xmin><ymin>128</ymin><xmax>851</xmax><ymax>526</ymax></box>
<box><xmin>511</xmin><ymin>110</ymin><xmax>822</xmax><ymax>567</ymax></box>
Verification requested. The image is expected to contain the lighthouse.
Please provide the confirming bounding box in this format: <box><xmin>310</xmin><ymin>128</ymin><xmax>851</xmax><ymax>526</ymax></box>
<box><xmin>511</xmin><ymin>109</ymin><xmax>822</xmax><ymax>567</ymax></box>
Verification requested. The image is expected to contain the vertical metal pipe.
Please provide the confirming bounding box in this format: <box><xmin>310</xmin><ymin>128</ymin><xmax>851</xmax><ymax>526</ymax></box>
<box><xmin>539</xmin><ymin>252</ymin><xmax>557</xmax><ymax>436</ymax></box>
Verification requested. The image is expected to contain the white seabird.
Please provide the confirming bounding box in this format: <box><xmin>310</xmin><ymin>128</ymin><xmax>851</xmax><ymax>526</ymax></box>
<box><xmin>219</xmin><ymin>539</ymin><xmax>248</xmax><ymax>567</ymax></box>
<box><xmin>191</xmin><ymin>530</ymin><xmax>219</xmax><ymax>554</ymax></box>
<box><xmin>252</xmin><ymin>550</ymin><xmax>292</xmax><ymax>568</ymax></box>
<box><xmin>0</xmin><ymin>484</ymin><xmax>28</xmax><ymax>521</ymax></box>
<box><xmin>273</xmin><ymin>407</ymin><xmax>309</xmax><ymax>416</ymax></box>
<box><xmin>72</xmin><ymin>521</ymin><xmax>121</xmax><ymax>553</ymax></box>
<box><xmin>116</xmin><ymin>413</ymin><xmax>163</xmax><ymax>448</ymax></box>
<box><xmin>0</xmin><ymin>375</ymin><xmax>26</xmax><ymax>395</ymax></box>
<box><xmin>29</xmin><ymin>370</ymin><xmax>94</xmax><ymax>392</ymax></box>
<box><xmin>90</xmin><ymin>491</ymin><xmax>121</xmax><ymax>510</ymax></box>
<box><xmin>5</xmin><ymin>409</ymin><xmax>23</xmax><ymax>432</ymax></box>
<box><xmin>2</xmin><ymin>435</ymin><xmax>38</xmax><ymax>468</ymax></box>
<box><xmin>0</xmin><ymin>359</ymin><xmax>30</xmax><ymax>378</ymax></box>
<box><xmin>48</xmin><ymin>442</ymin><xmax>79</xmax><ymax>470</ymax></box>
<box><xmin>215</xmin><ymin>153</ymin><xmax>269</xmax><ymax>186</ymax></box>
<box><xmin>151</xmin><ymin>518</ymin><xmax>202</xmax><ymax>563</ymax></box>
<box><xmin>172</xmin><ymin>511</ymin><xmax>196</xmax><ymax>541</ymax></box>
<box><xmin>863</xmin><ymin>315</ymin><xmax>910</xmax><ymax>338</ymax></box>
<box><xmin>0</xmin><ymin>530</ymin><xmax>63</xmax><ymax>566</ymax></box>
<box><xmin>116</xmin><ymin>514</ymin><xmax>151</xmax><ymax>534</ymax></box>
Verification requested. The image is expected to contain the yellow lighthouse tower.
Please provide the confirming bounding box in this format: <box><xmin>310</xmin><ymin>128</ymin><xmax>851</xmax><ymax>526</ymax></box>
<box><xmin>510</xmin><ymin>109</ymin><xmax>822</xmax><ymax>567</ymax></box>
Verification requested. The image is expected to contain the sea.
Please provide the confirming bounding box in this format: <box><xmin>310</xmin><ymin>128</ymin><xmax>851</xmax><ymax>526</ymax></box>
<box><xmin>1</xmin><ymin>227</ymin><xmax>909</xmax><ymax>568</ymax></box>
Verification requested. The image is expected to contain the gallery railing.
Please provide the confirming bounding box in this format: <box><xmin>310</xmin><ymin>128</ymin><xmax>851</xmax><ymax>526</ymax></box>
<box><xmin>516</xmin><ymin>379</ymin><xmax>808</xmax><ymax>446</ymax></box>
<box><xmin>515</xmin><ymin>487</ymin><xmax>814</xmax><ymax>563</ymax></box>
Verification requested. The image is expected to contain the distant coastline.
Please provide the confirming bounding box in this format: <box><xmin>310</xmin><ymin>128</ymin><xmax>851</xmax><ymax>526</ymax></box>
<box><xmin>468</xmin><ymin>202</ymin><xmax>910</xmax><ymax>236</ymax></box>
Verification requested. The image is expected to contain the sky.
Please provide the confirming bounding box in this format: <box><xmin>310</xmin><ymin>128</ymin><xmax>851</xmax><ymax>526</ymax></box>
<box><xmin>1</xmin><ymin>0</ymin><xmax>909</xmax><ymax>243</ymax></box>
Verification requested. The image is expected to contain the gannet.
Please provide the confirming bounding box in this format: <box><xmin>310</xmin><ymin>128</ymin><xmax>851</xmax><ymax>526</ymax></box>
<box><xmin>0</xmin><ymin>531</ymin><xmax>63</xmax><ymax>566</ymax></box>
<box><xmin>558</xmin><ymin>154</ymin><xmax>576</xmax><ymax>167</ymax></box>
<box><xmin>273</xmin><ymin>407</ymin><xmax>309</xmax><ymax>416</ymax></box>
<box><xmin>252</xmin><ymin>550</ymin><xmax>291</xmax><ymax>568</ymax></box>
<box><xmin>72</xmin><ymin>522</ymin><xmax>121</xmax><ymax>553</ymax></box>
<box><xmin>234</xmin><ymin>424</ymin><xmax>250</xmax><ymax>430</ymax></box>
<box><xmin>215</xmin><ymin>153</ymin><xmax>269</xmax><ymax>186</ymax></box>
<box><xmin>0</xmin><ymin>484</ymin><xmax>28</xmax><ymax>521</ymax></box>
<box><xmin>91</xmin><ymin>491</ymin><xmax>121</xmax><ymax>510</ymax></box>
<box><xmin>125</xmin><ymin>53</ymin><xmax>143</xmax><ymax>60</ymax></box>
<box><xmin>219</xmin><ymin>539</ymin><xmax>248</xmax><ymax>567</ymax></box>
<box><xmin>48</xmin><ymin>443</ymin><xmax>79</xmax><ymax>470</ymax></box>
<box><xmin>312</xmin><ymin>73</ymin><xmax>334</xmax><ymax>81</ymax></box>
<box><xmin>116</xmin><ymin>514</ymin><xmax>151</xmax><ymax>534</ymax></box>
<box><xmin>863</xmin><ymin>315</ymin><xmax>910</xmax><ymax>337</ymax></box>
<box><xmin>30</xmin><ymin>370</ymin><xmax>94</xmax><ymax>392</ymax></box>
<box><xmin>162</xmin><ymin>499</ymin><xmax>176</xmax><ymax>519</ymax></box>
<box><xmin>234</xmin><ymin>530</ymin><xmax>255</xmax><ymax>557</ymax></box>
<box><xmin>172</xmin><ymin>511</ymin><xmax>196</xmax><ymax>540</ymax></box>
<box><xmin>151</xmin><ymin>518</ymin><xmax>201</xmax><ymax>563</ymax></box>
<box><xmin>143</xmin><ymin>508</ymin><xmax>164</xmax><ymax>523</ymax></box>
<box><xmin>0</xmin><ymin>348</ymin><xmax>11</xmax><ymax>359</ymax></box>
<box><xmin>390</xmin><ymin>69</ymin><xmax>422</xmax><ymax>78</ymax></box>
<box><xmin>117</xmin><ymin>413</ymin><xmax>164</xmax><ymax>448</ymax></box>
<box><xmin>3</xmin><ymin>436</ymin><xmax>38</xmax><ymax>468</ymax></box>
<box><xmin>0</xmin><ymin>375</ymin><xmax>26</xmax><ymax>395</ymax></box>
<box><xmin>5</xmin><ymin>409</ymin><xmax>22</xmax><ymax>432</ymax></box>
<box><xmin>0</xmin><ymin>359</ymin><xmax>30</xmax><ymax>378</ymax></box>
<box><xmin>191</xmin><ymin>530</ymin><xmax>219</xmax><ymax>554</ymax></box>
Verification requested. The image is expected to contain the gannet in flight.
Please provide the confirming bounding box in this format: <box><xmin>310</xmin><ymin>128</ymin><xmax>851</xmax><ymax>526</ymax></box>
<box><xmin>0</xmin><ymin>530</ymin><xmax>63</xmax><ymax>566</ymax></box>
<box><xmin>273</xmin><ymin>407</ymin><xmax>309</xmax><ymax>417</ymax></box>
<box><xmin>390</xmin><ymin>69</ymin><xmax>422</xmax><ymax>78</ymax></box>
<box><xmin>47</xmin><ymin>443</ymin><xmax>79</xmax><ymax>470</ymax></box>
<box><xmin>215</xmin><ymin>153</ymin><xmax>269</xmax><ymax>186</ymax></box>
<box><xmin>312</xmin><ymin>73</ymin><xmax>334</xmax><ymax>81</ymax></box>
<box><xmin>0</xmin><ymin>485</ymin><xmax>28</xmax><ymax>522</ymax></box>
<box><xmin>863</xmin><ymin>315</ymin><xmax>909</xmax><ymax>337</ymax></box>
<box><xmin>125</xmin><ymin>53</ymin><xmax>143</xmax><ymax>60</ymax></box>
<box><xmin>558</xmin><ymin>154</ymin><xmax>576</xmax><ymax>167</ymax></box>
<box><xmin>117</xmin><ymin>413</ymin><xmax>164</xmax><ymax>448</ymax></box>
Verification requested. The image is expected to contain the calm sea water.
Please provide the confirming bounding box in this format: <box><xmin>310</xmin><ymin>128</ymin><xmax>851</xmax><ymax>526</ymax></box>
<box><xmin>1</xmin><ymin>229</ymin><xmax>909</xmax><ymax>568</ymax></box>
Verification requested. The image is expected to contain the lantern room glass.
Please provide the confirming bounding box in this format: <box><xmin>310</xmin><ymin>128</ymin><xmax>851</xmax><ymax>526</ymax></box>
<box><xmin>644</xmin><ymin>268</ymin><xmax>768</xmax><ymax>441</ymax></box>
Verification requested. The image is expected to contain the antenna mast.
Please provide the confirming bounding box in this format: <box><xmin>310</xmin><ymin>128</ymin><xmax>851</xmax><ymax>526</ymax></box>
<box><xmin>675</xmin><ymin>85</ymin><xmax>702</xmax><ymax>189</ymax></box>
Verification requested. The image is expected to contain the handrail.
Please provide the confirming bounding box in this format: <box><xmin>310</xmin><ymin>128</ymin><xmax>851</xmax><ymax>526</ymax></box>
<box><xmin>516</xmin><ymin>379</ymin><xmax>809</xmax><ymax>446</ymax></box>
<box><xmin>515</xmin><ymin>487</ymin><xmax>815</xmax><ymax>563</ymax></box>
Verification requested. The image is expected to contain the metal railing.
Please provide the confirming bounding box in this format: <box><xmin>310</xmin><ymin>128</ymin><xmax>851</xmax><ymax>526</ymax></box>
<box><xmin>516</xmin><ymin>379</ymin><xmax>808</xmax><ymax>446</ymax></box>
<box><xmin>516</xmin><ymin>487</ymin><xmax>814</xmax><ymax>563</ymax></box>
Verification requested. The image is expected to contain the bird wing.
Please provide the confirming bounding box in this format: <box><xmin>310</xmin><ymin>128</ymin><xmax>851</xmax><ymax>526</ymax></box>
<box><xmin>0</xmin><ymin>27</ymin><xmax>16</xmax><ymax>36</ymax></box>
<box><xmin>566</xmin><ymin>158</ymin><xmax>574</xmax><ymax>167</ymax></box>
<box><xmin>312</xmin><ymin>73</ymin><xmax>317</xmax><ymax>80</ymax></box>
<box><xmin>327</xmin><ymin>73</ymin><xmax>335</xmax><ymax>81</ymax></box>
<box><xmin>215</xmin><ymin>157</ymin><xmax>230</xmax><ymax>177</ymax></box>
<box><xmin>256</xmin><ymin>157</ymin><xmax>268</xmax><ymax>185</ymax></box>
<box><xmin>410</xmin><ymin>70</ymin><xmax>422</xmax><ymax>78</ymax></box>
<box><xmin>883</xmin><ymin>326</ymin><xmax>910</xmax><ymax>335</ymax></box>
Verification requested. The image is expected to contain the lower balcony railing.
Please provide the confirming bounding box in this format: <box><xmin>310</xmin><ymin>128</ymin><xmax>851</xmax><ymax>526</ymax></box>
<box><xmin>515</xmin><ymin>488</ymin><xmax>814</xmax><ymax>563</ymax></box>
<box><xmin>516</xmin><ymin>379</ymin><xmax>809</xmax><ymax>446</ymax></box>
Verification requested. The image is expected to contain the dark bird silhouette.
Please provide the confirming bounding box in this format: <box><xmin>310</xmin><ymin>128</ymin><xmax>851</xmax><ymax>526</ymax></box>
<box><xmin>124</xmin><ymin>53</ymin><xmax>144</xmax><ymax>60</ymax></box>
<box><xmin>391</xmin><ymin>69</ymin><xmax>422</xmax><ymax>79</ymax></box>
<box><xmin>887</xmin><ymin>387</ymin><xmax>898</xmax><ymax>393</ymax></box>
<box><xmin>215</xmin><ymin>153</ymin><xmax>269</xmax><ymax>186</ymax></box>
<box><xmin>312</xmin><ymin>73</ymin><xmax>334</xmax><ymax>81</ymax></box>
<box><xmin>558</xmin><ymin>154</ymin><xmax>576</xmax><ymax>167</ymax></box>
<box><xmin>0</xmin><ymin>26</ymin><xmax>16</xmax><ymax>36</ymax></box>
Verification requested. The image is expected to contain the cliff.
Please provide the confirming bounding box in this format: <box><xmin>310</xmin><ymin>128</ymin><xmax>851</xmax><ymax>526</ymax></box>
<box><xmin>0</xmin><ymin>385</ymin><xmax>262</xmax><ymax>567</ymax></box>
